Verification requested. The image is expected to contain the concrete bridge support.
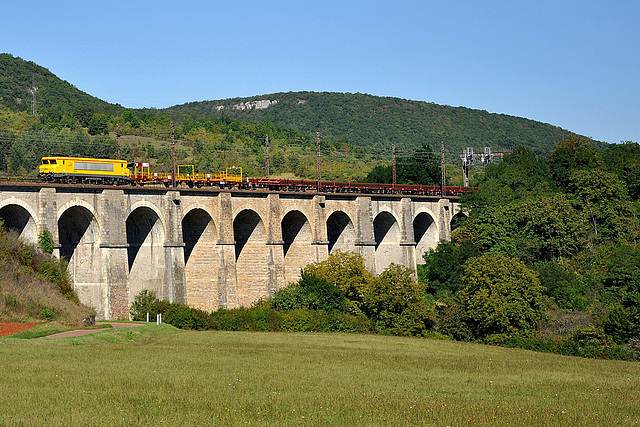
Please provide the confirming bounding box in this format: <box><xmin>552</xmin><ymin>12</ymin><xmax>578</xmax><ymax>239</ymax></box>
<box><xmin>0</xmin><ymin>185</ymin><xmax>462</xmax><ymax>319</ymax></box>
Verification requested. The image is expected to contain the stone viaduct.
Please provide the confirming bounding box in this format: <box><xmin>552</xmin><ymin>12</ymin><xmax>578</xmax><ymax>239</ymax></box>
<box><xmin>0</xmin><ymin>184</ymin><xmax>463</xmax><ymax>319</ymax></box>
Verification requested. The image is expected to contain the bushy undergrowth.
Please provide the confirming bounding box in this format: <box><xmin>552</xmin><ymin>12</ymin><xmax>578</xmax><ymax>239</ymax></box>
<box><xmin>132</xmin><ymin>250</ymin><xmax>638</xmax><ymax>361</ymax></box>
<box><xmin>0</xmin><ymin>227</ymin><xmax>93</xmax><ymax>325</ymax></box>
<box><xmin>131</xmin><ymin>252</ymin><xmax>432</xmax><ymax>336</ymax></box>
<box><xmin>131</xmin><ymin>290</ymin><xmax>374</xmax><ymax>334</ymax></box>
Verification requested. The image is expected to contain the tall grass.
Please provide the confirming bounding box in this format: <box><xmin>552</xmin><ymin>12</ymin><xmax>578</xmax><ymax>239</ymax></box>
<box><xmin>0</xmin><ymin>230</ymin><xmax>93</xmax><ymax>325</ymax></box>
<box><xmin>1</xmin><ymin>324</ymin><xmax>639</xmax><ymax>425</ymax></box>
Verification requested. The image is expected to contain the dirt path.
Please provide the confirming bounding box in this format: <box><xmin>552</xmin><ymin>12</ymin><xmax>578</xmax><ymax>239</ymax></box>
<box><xmin>44</xmin><ymin>322</ymin><xmax>143</xmax><ymax>339</ymax></box>
<box><xmin>0</xmin><ymin>322</ymin><xmax>143</xmax><ymax>338</ymax></box>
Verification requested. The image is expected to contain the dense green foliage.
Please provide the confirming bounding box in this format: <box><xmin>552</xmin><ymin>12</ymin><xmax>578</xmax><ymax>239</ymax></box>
<box><xmin>363</xmin><ymin>140</ymin><xmax>442</xmax><ymax>185</ymax></box>
<box><xmin>420</xmin><ymin>136</ymin><xmax>640</xmax><ymax>360</ymax></box>
<box><xmin>165</xmin><ymin>91</ymin><xmax>582</xmax><ymax>157</ymax></box>
<box><xmin>132</xmin><ymin>252</ymin><xmax>437</xmax><ymax>338</ymax></box>
<box><xmin>123</xmin><ymin>136</ymin><xmax>640</xmax><ymax>360</ymax></box>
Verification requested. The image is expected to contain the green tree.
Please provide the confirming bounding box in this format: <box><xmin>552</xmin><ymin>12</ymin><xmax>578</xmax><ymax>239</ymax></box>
<box><xmin>363</xmin><ymin>164</ymin><xmax>392</xmax><ymax>183</ymax></box>
<box><xmin>73</xmin><ymin>106</ymin><xmax>93</xmax><ymax>127</ymax></box>
<box><xmin>602</xmin><ymin>141</ymin><xmax>640</xmax><ymax>200</ymax></box>
<box><xmin>547</xmin><ymin>135</ymin><xmax>603</xmax><ymax>189</ymax></box>
<box><xmin>363</xmin><ymin>263</ymin><xmax>434</xmax><ymax>336</ymax></box>
<box><xmin>397</xmin><ymin>140</ymin><xmax>440</xmax><ymax>185</ymax></box>
<box><xmin>458</xmin><ymin>253</ymin><xmax>546</xmax><ymax>338</ymax></box>
<box><xmin>532</xmin><ymin>259</ymin><xmax>588</xmax><ymax>310</ymax></box>
<box><xmin>271</xmin><ymin>270</ymin><xmax>346</xmax><ymax>312</ymax></box>
<box><xmin>601</xmin><ymin>244</ymin><xmax>640</xmax><ymax>296</ymax></box>
<box><xmin>121</xmin><ymin>109</ymin><xmax>142</xmax><ymax>128</ymax></box>
<box><xmin>568</xmin><ymin>168</ymin><xmax>634</xmax><ymax>241</ymax></box>
<box><xmin>477</xmin><ymin>147</ymin><xmax>552</xmax><ymax>202</ymax></box>
<box><xmin>88</xmin><ymin>113</ymin><xmax>109</xmax><ymax>135</ymax></box>
<box><xmin>512</xmin><ymin>194</ymin><xmax>588</xmax><ymax>261</ymax></box>
<box><xmin>130</xmin><ymin>289</ymin><xmax>159</xmax><ymax>321</ymax></box>
<box><xmin>421</xmin><ymin>240</ymin><xmax>480</xmax><ymax>297</ymax></box>
<box><xmin>304</xmin><ymin>251</ymin><xmax>372</xmax><ymax>315</ymax></box>
<box><xmin>604</xmin><ymin>293</ymin><xmax>640</xmax><ymax>343</ymax></box>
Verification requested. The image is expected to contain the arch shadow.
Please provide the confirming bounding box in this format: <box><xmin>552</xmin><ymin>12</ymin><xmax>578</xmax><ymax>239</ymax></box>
<box><xmin>327</xmin><ymin>211</ymin><xmax>354</xmax><ymax>254</ymax></box>
<box><xmin>234</xmin><ymin>210</ymin><xmax>264</xmax><ymax>261</ymax></box>
<box><xmin>282</xmin><ymin>210</ymin><xmax>309</xmax><ymax>257</ymax></box>
<box><xmin>58</xmin><ymin>206</ymin><xmax>98</xmax><ymax>262</ymax></box>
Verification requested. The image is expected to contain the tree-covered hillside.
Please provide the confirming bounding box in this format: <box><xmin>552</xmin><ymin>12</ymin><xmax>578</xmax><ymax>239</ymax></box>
<box><xmin>163</xmin><ymin>91</ymin><xmax>582</xmax><ymax>156</ymax></box>
<box><xmin>0</xmin><ymin>53</ymin><xmax>590</xmax><ymax>158</ymax></box>
<box><xmin>0</xmin><ymin>53</ymin><xmax>603</xmax><ymax>184</ymax></box>
<box><xmin>0</xmin><ymin>54</ymin><xmax>121</xmax><ymax>116</ymax></box>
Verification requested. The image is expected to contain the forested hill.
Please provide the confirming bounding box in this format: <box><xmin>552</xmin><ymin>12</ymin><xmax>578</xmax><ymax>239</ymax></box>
<box><xmin>2</xmin><ymin>53</ymin><xmax>587</xmax><ymax>156</ymax></box>
<box><xmin>0</xmin><ymin>54</ymin><xmax>120</xmax><ymax>115</ymax></box>
<box><xmin>163</xmin><ymin>92</ymin><xmax>578</xmax><ymax>156</ymax></box>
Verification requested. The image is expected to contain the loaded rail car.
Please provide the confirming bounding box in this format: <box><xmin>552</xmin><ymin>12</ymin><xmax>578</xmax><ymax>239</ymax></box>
<box><xmin>39</xmin><ymin>156</ymin><xmax>131</xmax><ymax>185</ymax></box>
<box><xmin>37</xmin><ymin>156</ymin><xmax>473</xmax><ymax>197</ymax></box>
<box><xmin>240</xmin><ymin>178</ymin><xmax>471</xmax><ymax>196</ymax></box>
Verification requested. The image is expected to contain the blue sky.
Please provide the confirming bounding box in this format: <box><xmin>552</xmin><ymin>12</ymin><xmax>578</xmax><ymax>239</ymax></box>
<box><xmin>3</xmin><ymin>1</ymin><xmax>639</xmax><ymax>143</ymax></box>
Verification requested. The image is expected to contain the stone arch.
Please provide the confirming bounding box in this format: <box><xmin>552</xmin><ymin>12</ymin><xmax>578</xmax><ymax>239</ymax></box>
<box><xmin>326</xmin><ymin>210</ymin><xmax>355</xmax><ymax>254</ymax></box>
<box><xmin>0</xmin><ymin>200</ymin><xmax>38</xmax><ymax>244</ymax></box>
<box><xmin>126</xmin><ymin>206</ymin><xmax>166</xmax><ymax>301</ymax></box>
<box><xmin>182</xmin><ymin>208</ymin><xmax>221</xmax><ymax>311</ymax></box>
<box><xmin>58</xmin><ymin>205</ymin><xmax>103</xmax><ymax>310</ymax></box>
<box><xmin>281</xmin><ymin>210</ymin><xmax>313</xmax><ymax>284</ymax></box>
<box><xmin>182</xmin><ymin>208</ymin><xmax>216</xmax><ymax>264</ymax></box>
<box><xmin>233</xmin><ymin>209</ymin><xmax>270</xmax><ymax>306</ymax></box>
<box><xmin>451</xmin><ymin>211</ymin><xmax>468</xmax><ymax>232</ymax></box>
<box><xmin>58</xmin><ymin>205</ymin><xmax>101</xmax><ymax>263</ymax></box>
<box><xmin>414</xmin><ymin>210</ymin><xmax>439</xmax><ymax>264</ymax></box>
<box><xmin>126</xmin><ymin>200</ymin><xmax>165</xmax><ymax>224</ymax></box>
<box><xmin>373</xmin><ymin>211</ymin><xmax>402</xmax><ymax>273</ymax></box>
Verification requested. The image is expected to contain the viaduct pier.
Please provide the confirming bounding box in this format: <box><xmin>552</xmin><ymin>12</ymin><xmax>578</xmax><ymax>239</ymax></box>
<box><xmin>0</xmin><ymin>184</ymin><xmax>463</xmax><ymax>319</ymax></box>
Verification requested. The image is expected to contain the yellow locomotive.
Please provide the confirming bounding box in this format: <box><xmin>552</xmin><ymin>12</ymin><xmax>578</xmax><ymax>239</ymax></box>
<box><xmin>38</xmin><ymin>156</ymin><xmax>131</xmax><ymax>185</ymax></box>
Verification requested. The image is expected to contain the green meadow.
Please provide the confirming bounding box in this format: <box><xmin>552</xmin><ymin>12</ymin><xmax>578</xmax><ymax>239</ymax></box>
<box><xmin>1</xmin><ymin>324</ymin><xmax>639</xmax><ymax>426</ymax></box>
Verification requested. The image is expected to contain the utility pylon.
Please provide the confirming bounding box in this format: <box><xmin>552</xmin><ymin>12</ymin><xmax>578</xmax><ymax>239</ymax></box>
<box><xmin>316</xmin><ymin>132</ymin><xmax>321</xmax><ymax>192</ymax></box>
<box><xmin>29</xmin><ymin>74</ymin><xmax>38</xmax><ymax>116</ymax></box>
<box><xmin>392</xmin><ymin>144</ymin><xmax>396</xmax><ymax>189</ymax></box>
<box><xmin>441</xmin><ymin>140</ymin><xmax>446</xmax><ymax>196</ymax></box>
<box><xmin>265</xmin><ymin>134</ymin><xmax>270</xmax><ymax>179</ymax></box>
<box><xmin>171</xmin><ymin>121</ymin><xmax>176</xmax><ymax>188</ymax></box>
<box><xmin>116</xmin><ymin>124</ymin><xmax>121</xmax><ymax>160</ymax></box>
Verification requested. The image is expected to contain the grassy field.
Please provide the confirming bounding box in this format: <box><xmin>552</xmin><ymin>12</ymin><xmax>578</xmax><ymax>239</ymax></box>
<box><xmin>1</xmin><ymin>324</ymin><xmax>639</xmax><ymax>426</ymax></box>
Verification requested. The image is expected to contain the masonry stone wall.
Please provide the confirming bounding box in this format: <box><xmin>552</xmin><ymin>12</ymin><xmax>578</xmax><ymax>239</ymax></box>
<box><xmin>0</xmin><ymin>185</ymin><xmax>460</xmax><ymax>319</ymax></box>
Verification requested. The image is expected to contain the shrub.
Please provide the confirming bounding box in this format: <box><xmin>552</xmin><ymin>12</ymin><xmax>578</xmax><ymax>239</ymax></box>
<box><xmin>280</xmin><ymin>308</ymin><xmax>313</xmax><ymax>332</ymax></box>
<box><xmin>130</xmin><ymin>289</ymin><xmax>159</xmax><ymax>321</ymax></box>
<box><xmin>271</xmin><ymin>270</ymin><xmax>347</xmax><ymax>313</ymax></box>
<box><xmin>303</xmin><ymin>251</ymin><xmax>371</xmax><ymax>315</ymax></box>
<box><xmin>38</xmin><ymin>229</ymin><xmax>55</xmax><ymax>254</ymax></box>
<box><xmin>552</xmin><ymin>326</ymin><xmax>635</xmax><ymax>360</ymax></box>
<box><xmin>363</xmin><ymin>264</ymin><xmax>435</xmax><ymax>336</ymax></box>
<box><xmin>4</xmin><ymin>293</ymin><xmax>20</xmax><ymax>309</ymax></box>
<box><xmin>271</xmin><ymin>283</ymin><xmax>303</xmax><ymax>311</ymax></box>
<box><xmin>459</xmin><ymin>253</ymin><xmax>546</xmax><ymax>339</ymax></box>
<box><xmin>164</xmin><ymin>303</ymin><xmax>198</xmax><ymax>329</ymax></box>
<box><xmin>210</xmin><ymin>306</ymin><xmax>282</xmax><ymax>331</ymax></box>
<box><xmin>37</xmin><ymin>259</ymin><xmax>76</xmax><ymax>302</ymax></box>
<box><xmin>603</xmin><ymin>292</ymin><xmax>640</xmax><ymax>344</ymax></box>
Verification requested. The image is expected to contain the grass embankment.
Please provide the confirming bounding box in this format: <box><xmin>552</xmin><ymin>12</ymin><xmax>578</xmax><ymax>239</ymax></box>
<box><xmin>1</xmin><ymin>325</ymin><xmax>639</xmax><ymax>425</ymax></box>
<box><xmin>0</xmin><ymin>230</ymin><xmax>94</xmax><ymax>325</ymax></box>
